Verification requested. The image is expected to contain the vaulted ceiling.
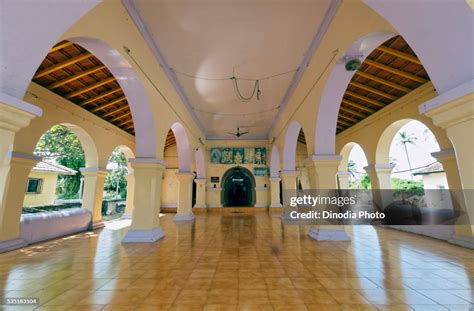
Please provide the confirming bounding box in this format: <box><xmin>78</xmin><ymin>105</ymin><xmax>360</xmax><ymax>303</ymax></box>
<box><xmin>31</xmin><ymin>3</ymin><xmax>430</xmax><ymax>148</ymax></box>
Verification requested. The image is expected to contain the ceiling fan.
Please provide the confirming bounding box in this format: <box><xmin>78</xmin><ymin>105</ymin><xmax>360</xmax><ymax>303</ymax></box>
<box><xmin>228</xmin><ymin>127</ymin><xmax>249</xmax><ymax>138</ymax></box>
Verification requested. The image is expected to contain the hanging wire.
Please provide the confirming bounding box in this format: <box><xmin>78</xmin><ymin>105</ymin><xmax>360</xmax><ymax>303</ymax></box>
<box><xmin>172</xmin><ymin>68</ymin><xmax>297</xmax><ymax>102</ymax></box>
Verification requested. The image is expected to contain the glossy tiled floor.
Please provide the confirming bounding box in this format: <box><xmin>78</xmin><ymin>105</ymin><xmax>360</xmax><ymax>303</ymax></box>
<box><xmin>0</xmin><ymin>211</ymin><xmax>473</xmax><ymax>311</ymax></box>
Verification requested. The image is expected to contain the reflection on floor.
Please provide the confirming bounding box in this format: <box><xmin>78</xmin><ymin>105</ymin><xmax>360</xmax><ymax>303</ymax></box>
<box><xmin>0</xmin><ymin>211</ymin><xmax>473</xmax><ymax>311</ymax></box>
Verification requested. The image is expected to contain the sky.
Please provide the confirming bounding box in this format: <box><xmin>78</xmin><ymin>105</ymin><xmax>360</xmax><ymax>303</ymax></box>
<box><xmin>348</xmin><ymin>120</ymin><xmax>440</xmax><ymax>181</ymax></box>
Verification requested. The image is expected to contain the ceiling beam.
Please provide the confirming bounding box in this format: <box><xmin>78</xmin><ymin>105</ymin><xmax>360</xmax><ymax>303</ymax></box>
<box><xmin>50</xmin><ymin>41</ymin><xmax>74</xmax><ymax>53</ymax></box>
<box><xmin>341</xmin><ymin>98</ymin><xmax>376</xmax><ymax>114</ymax></box>
<box><xmin>34</xmin><ymin>52</ymin><xmax>92</xmax><ymax>79</ymax></box>
<box><xmin>79</xmin><ymin>87</ymin><xmax>122</xmax><ymax>107</ymax></box>
<box><xmin>339</xmin><ymin>106</ymin><xmax>367</xmax><ymax>119</ymax></box>
<box><xmin>111</xmin><ymin>112</ymin><xmax>132</xmax><ymax>123</ymax></box>
<box><xmin>117</xmin><ymin>118</ymin><xmax>133</xmax><ymax>127</ymax></box>
<box><xmin>355</xmin><ymin>71</ymin><xmax>411</xmax><ymax>93</ymax></box>
<box><xmin>48</xmin><ymin>65</ymin><xmax>106</xmax><ymax>89</ymax></box>
<box><xmin>345</xmin><ymin>91</ymin><xmax>385</xmax><ymax>108</ymax></box>
<box><xmin>102</xmin><ymin>105</ymin><xmax>129</xmax><ymax>118</ymax></box>
<box><xmin>338</xmin><ymin>113</ymin><xmax>359</xmax><ymax>123</ymax></box>
<box><xmin>364</xmin><ymin>59</ymin><xmax>428</xmax><ymax>84</ymax></box>
<box><xmin>123</xmin><ymin>123</ymin><xmax>135</xmax><ymax>130</ymax></box>
<box><xmin>65</xmin><ymin>77</ymin><xmax>116</xmax><ymax>99</ymax></box>
<box><xmin>337</xmin><ymin>119</ymin><xmax>352</xmax><ymax>127</ymax></box>
<box><xmin>350</xmin><ymin>81</ymin><xmax>397</xmax><ymax>101</ymax></box>
<box><xmin>376</xmin><ymin>46</ymin><xmax>421</xmax><ymax>64</ymax></box>
<box><xmin>90</xmin><ymin>96</ymin><xmax>127</xmax><ymax>113</ymax></box>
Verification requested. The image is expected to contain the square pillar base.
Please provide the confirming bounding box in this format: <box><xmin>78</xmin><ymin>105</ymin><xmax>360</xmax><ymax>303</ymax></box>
<box><xmin>0</xmin><ymin>238</ymin><xmax>27</xmax><ymax>253</ymax></box>
<box><xmin>308</xmin><ymin>228</ymin><xmax>351</xmax><ymax>241</ymax></box>
<box><xmin>122</xmin><ymin>228</ymin><xmax>165</xmax><ymax>243</ymax></box>
<box><xmin>448</xmin><ymin>235</ymin><xmax>474</xmax><ymax>249</ymax></box>
<box><xmin>90</xmin><ymin>220</ymin><xmax>105</xmax><ymax>230</ymax></box>
<box><xmin>174</xmin><ymin>213</ymin><xmax>195</xmax><ymax>222</ymax></box>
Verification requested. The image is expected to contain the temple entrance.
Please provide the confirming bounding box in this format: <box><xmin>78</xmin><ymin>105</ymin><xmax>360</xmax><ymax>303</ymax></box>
<box><xmin>221</xmin><ymin>166</ymin><xmax>256</xmax><ymax>207</ymax></box>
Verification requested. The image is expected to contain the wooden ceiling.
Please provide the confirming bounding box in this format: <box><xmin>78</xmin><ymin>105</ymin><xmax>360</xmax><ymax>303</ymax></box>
<box><xmin>165</xmin><ymin>129</ymin><xmax>176</xmax><ymax>150</ymax></box>
<box><xmin>336</xmin><ymin>35</ymin><xmax>429</xmax><ymax>134</ymax></box>
<box><xmin>32</xmin><ymin>41</ymin><xmax>135</xmax><ymax>135</ymax></box>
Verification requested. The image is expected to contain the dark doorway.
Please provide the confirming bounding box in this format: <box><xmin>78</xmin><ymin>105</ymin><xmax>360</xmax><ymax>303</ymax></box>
<box><xmin>221</xmin><ymin>166</ymin><xmax>255</xmax><ymax>207</ymax></box>
<box><xmin>192</xmin><ymin>171</ymin><xmax>197</xmax><ymax>208</ymax></box>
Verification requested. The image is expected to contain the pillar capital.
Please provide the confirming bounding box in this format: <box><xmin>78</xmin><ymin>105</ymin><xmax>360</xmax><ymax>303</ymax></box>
<box><xmin>129</xmin><ymin>158</ymin><xmax>166</xmax><ymax>171</ymax></box>
<box><xmin>269</xmin><ymin>177</ymin><xmax>281</xmax><ymax>182</ymax></box>
<box><xmin>8</xmin><ymin>152</ymin><xmax>42</xmax><ymax>169</ymax></box>
<box><xmin>176</xmin><ymin>171</ymin><xmax>195</xmax><ymax>182</ymax></box>
<box><xmin>280</xmin><ymin>170</ymin><xmax>298</xmax><ymax>177</ymax></box>
<box><xmin>79</xmin><ymin>167</ymin><xmax>108</xmax><ymax>178</ymax></box>
<box><xmin>194</xmin><ymin>177</ymin><xmax>206</xmax><ymax>184</ymax></box>
<box><xmin>337</xmin><ymin>171</ymin><xmax>352</xmax><ymax>177</ymax></box>
<box><xmin>431</xmin><ymin>149</ymin><xmax>456</xmax><ymax>163</ymax></box>
<box><xmin>364</xmin><ymin>163</ymin><xmax>395</xmax><ymax>174</ymax></box>
<box><xmin>0</xmin><ymin>93</ymin><xmax>42</xmax><ymax>132</ymax></box>
<box><xmin>304</xmin><ymin>154</ymin><xmax>342</xmax><ymax>168</ymax></box>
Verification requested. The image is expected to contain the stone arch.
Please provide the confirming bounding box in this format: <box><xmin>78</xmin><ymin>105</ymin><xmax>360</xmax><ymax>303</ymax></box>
<box><xmin>375</xmin><ymin>118</ymin><xmax>445</xmax><ymax>165</ymax></box>
<box><xmin>270</xmin><ymin>145</ymin><xmax>280</xmax><ymax>178</ymax></box>
<box><xmin>339</xmin><ymin>142</ymin><xmax>358</xmax><ymax>172</ymax></box>
<box><xmin>221</xmin><ymin>166</ymin><xmax>256</xmax><ymax>207</ymax></box>
<box><xmin>66</xmin><ymin>37</ymin><xmax>157</xmax><ymax>159</ymax></box>
<box><xmin>362</xmin><ymin>0</ymin><xmax>473</xmax><ymax>94</ymax></box>
<box><xmin>282</xmin><ymin>121</ymin><xmax>303</xmax><ymax>171</ymax></box>
<box><xmin>194</xmin><ymin>147</ymin><xmax>205</xmax><ymax>178</ymax></box>
<box><xmin>0</xmin><ymin>1</ymin><xmax>100</xmax><ymax>99</ymax></box>
<box><xmin>314</xmin><ymin>32</ymin><xmax>396</xmax><ymax>155</ymax></box>
<box><xmin>170</xmin><ymin>122</ymin><xmax>191</xmax><ymax>173</ymax></box>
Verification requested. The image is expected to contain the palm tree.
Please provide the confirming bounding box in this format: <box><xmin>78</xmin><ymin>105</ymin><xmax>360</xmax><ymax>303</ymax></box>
<box><xmin>397</xmin><ymin>131</ymin><xmax>417</xmax><ymax>179</ymax></box>
<box><xmin>347</xmin><ymin>160</ymin><xmax>357</xmax><ymax>179</ymax></box>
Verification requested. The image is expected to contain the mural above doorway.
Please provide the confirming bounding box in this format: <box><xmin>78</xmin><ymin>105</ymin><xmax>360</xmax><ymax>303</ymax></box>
<box><xmin>210</xmin><ymin>147</ymin><xmax>266</xmax><ymax>165</ymax></box>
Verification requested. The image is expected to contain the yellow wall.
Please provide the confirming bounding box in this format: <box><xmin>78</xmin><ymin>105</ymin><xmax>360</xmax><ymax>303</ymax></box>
<box><xmin>23</xmin><ymin>171</ymin><xmax>58</xmax><ymax>207</ymax></box>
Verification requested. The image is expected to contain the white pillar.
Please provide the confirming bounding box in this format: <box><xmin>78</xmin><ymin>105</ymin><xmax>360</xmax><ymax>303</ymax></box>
<box><xmin>122</xmin><ymin>158</ymin><xmax>166</xmax><ymax>243</ymax></box>
<box><xmin>193</xmin><ymin>178</ymin><xmax>207</xmax><ymax>209</ymax></box>
<box><xmin>174</xmin><ymin>172</ymin><xmax>195</xmax><ymax>221</ymax></box>
<box><xmin>280</xmin><ymin>170</ymin><xmax>297</xmax><ymax>208</ymax></box>
<box><xmin>305</xmin><ymin>155</ymin><xmax>350</xmax><ymax>241</ymax></box>
<box><xmin>0</xmin><ymin>152</ymin><xmax>41</xmax><ymax>252</ymax></box>
<box><xmin>364</xmin><ymin>163</ymin><xmax>395</xmax><ymax>211</ymax></box>
<box><xmin>80</xmin><ymin>167</ymin><xmax>107</xmax><ymax>230</ymax></box>
<box><xmin>337</xmin><ymin>171</ymin><xmax>351</xmax><ymax>190</ymax></box>
<box><xmin>122</xmin><ymin>173</ymin><xmax>135</xmax><ymax>219</ymax></box>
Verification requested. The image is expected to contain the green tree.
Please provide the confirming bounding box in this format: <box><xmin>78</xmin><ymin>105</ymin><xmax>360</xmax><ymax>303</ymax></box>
<box><xmin>397</xmin><ymin>131</ymin><xmax>417</xmax><ymax>179</ymax></box>
<box><xmin>103</xmin><ymin>148</ymin><xmax>128</xmax><ymax>199</ymax></box>
<box><xmin>34</xmin><ymin>125</ymin><xmax>85</xmax><ymax>199</ymax></box>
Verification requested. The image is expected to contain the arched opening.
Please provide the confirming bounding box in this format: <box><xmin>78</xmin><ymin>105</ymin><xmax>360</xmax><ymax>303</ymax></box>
<box><xmin>101</xmin><ymin>146</ymin><xmax>133</xmax><ymax>220</ymax></box>
<box><xmin>339</xmin><ymin>142</ymin><xmax>371</xmax><ymax>190</ymax></box>
<box><xmin>221</xmin><ymin>166</ymin><xmax>256</xmax><ymax>207</ymax></box>
<box><xmin>382</xmin><ymin>120</ymin><xmax>451</xmax><ymax>209</ymax></box>
<box><xmin>31</xmin><ymin>38</ymin><xmax>157</xmax><ymax>158</ymax></box>
<box><xmin>23</xmin><ymin>124</ymin><xmax>97</xmax><ymax>211</ymax></box>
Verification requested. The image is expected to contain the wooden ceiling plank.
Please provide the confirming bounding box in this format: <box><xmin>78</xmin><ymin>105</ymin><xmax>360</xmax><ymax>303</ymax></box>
<box><xmin>364</xmin><ymin>59</ymin><xmax>427</xmax><ymax>83</ymax></box>
<box><xmin>90</xmin><ymin>96</ymin><xmax>127</xmax><ymax>112</ymax></box>
<box><xmin>65</xmin><ymin>77</ymin><xmax>116</xmax><ymax>99</ymax></box>
<box><xmin>350</xmin><ymin>81</ymin><xmax>397</xmax><ymax>100</ymax></box>
<box><xmin>117</xmin><ymin>118</ymin><xmax>133</xmax><ymax>127</ymax></box>
<box><xmin>79</xmin><ymin>87</ymin><xmax>122</xmax><ymax>107</ymax></box>
<box><xmin>338</xmin><ymin>113</ymin><xmax>358</xmax><ymax>123</ymax></box>
<box><xmin>345</xmin><ymin>91</ymin><xmax>385</xmax><ymax>108</ymax></box>
<box><xmin>111</xmin><ymin>111</ymin><xmax>132</xmax><ymax>123</ymax></box>
<box><xmin>355</xmin><ymin>71</ymin><xmax>411</xmax><ymax>93</ymax></box>
<box><xmin>342</xmin><ymin>98</ymin><xmax>376</xmax><ymax>114</ymax></box>
<box><xmin>50</xmin><ymin>41</ymin><xmax>74</xmax><ymax>53</ymax></box>
<box><xmin>376</xmin><ymin>46</ymin><xmax>421</xmax><ymax>64</ymax></box>
<box><xmin>102</xmin><ymin>105</ymin><xmax>130</xmax><ymax>118</ymax></box>
<box><xmin>48</xmin><ymin>65</ymin><xmax>107</xmax><ymax>89</ymax></box>
<box><xmin>337</xmin><ymin>119</ymin><xmax>352</xmax><ymax>127</ymax></box>
<box><xmin>339</xmin><ymin>106</ymin><xmax>367</xmax><ymax>119</ymax></box>
<box><xmin>34</xmin><ymin>53</ymin><xmax>92</xmax><ymax>79</ymax></box>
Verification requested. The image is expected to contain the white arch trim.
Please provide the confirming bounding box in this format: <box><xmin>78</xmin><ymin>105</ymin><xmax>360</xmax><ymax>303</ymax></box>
<box><xmin>68</xmin><ymin>37</ymin><xmax>157</xmax><ymax>159</ymax></box>
<box><xmin>0</xmin><ymin>1</ymin><xmax>99</xmax><ymax>99</ymax></box>
<box><xmin>363</xmin><ymin>0</ymin><xmax>473</xmax><ymax>94</ymax></box>
<box><xmin>170</xmin><ymin>122</ymin><xmax>191</xmax><ymax>173</ymax></box>
<box><xmin>314</xmin><ymin>32</ymin><xmax>396</xmax><ymax>155</ymax></box>
<box><xmin>282</xmin><ymin>121</ymin><xmax>302</xmax><ymax>171</ymax></box>
<box><xmin>195</xmin><ymin>147</ymin><xmax>205</xmax><ymax>178</ymax></box>
<box><xmin>270</xmin><ymin>145</ymin><xmax>280</xmax><ymax>178</ymax></box>
<box><xmin>61</xmin><ymin>123</ymin><xmax>99</xmax><ymax>168</ymax></box>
